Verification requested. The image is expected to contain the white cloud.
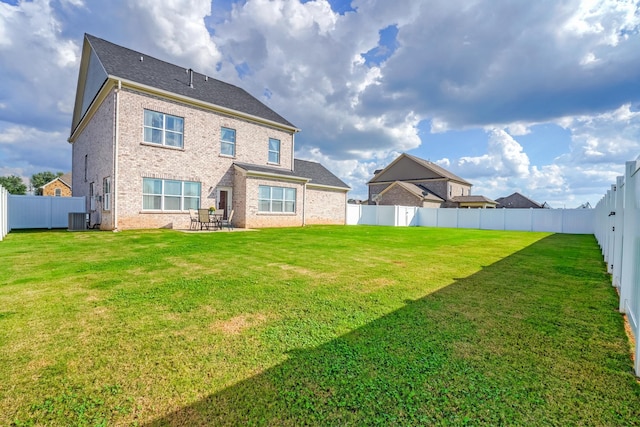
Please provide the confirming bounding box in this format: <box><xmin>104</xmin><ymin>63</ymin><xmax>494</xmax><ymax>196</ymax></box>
<box><xmin>559</xmin><ymin>104</ymin><xmax>640</xmax><ymax>164</ymax></box>
<box><xmin>0</xmin><ymin>124</ymin><xmax>70</xmax><ymax>175</ymax></box>
<box><xmin>561</xmin><ymin>0</ymin><xmax>640</xmax><ymax>46</ymax></box>
<box><xmin>125</xmin><ymin>0</ymin><xmax>221</xmax><ymax>73</ymax></box>
<box><xmin>0</xmin><ymin>0</ymin><xmax>80</xmax><ymax>130</ymax></box>
<box><xmin>0</xmin><ymin>0</ymin><xmax>638</xmax><ymax>209</ymax></box>
<box><xmin>450</xmin><ymin>129</ymin><xmax>530</xmax><ymax>179</ymax></box>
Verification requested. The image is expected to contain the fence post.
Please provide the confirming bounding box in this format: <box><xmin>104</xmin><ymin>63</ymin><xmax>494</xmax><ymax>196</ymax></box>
<box><xmin>0</xmin><ymin>185</ymin><xmax>6</xmax><ymax>240</ymax></box>
<box><xmin>612</xmin><ymin>176</ymin><xmax>625</xmax><ymax>289</ymax></box>
<box><xmin>619</xmin><ymin>162</ymin><xmax>638</xmax><ymax>314</ymax></box>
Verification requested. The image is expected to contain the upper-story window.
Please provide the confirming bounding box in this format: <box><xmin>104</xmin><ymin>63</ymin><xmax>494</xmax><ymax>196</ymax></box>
<box><xmin>268</xmin><ymin>138</ymin><xmax>281</xmax><ymax>164</ymax></box>
<box><xmin>55</xmin><ymin>188</ymin><xmax>61</xmax><ymax>197</ymax></box>
<box><xmin>143</xmin><ymin>110</ymin><xmax>184</xmax><ymax>148</ymax></box>
<box><xmin>220</xmin><ymin>127</ymin><xmax>236</xmax><ymax>157</ymax></box>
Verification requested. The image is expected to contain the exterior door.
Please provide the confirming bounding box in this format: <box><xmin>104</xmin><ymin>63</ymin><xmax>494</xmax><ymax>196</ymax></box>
<box><xmin>217</xmin><ymin>188</ymin><xmax>232</xmax><ymax>219</ymax></box>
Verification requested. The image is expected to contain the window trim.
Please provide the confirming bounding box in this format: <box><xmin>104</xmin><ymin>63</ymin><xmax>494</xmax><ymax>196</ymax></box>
<box><xmin>258</xmin><ymin>185</ymin><xmax>296</xmax><ymax>213</ymax></box>
<box><xmin>268</xmin><ymin>138</ymin><xmax>281</xmax><ymax>164</ymax></box>
<box><xmin>103</xmin><ymin>177</ymin><xmax>111</xmax><ymax>211</ymax></box>
<box><xmin>143</xmin><ymin>109</ymin><xmax>184</xmax><ymax>149</ymax></box>
<box><xmin>142</xmin><ymin>178</ymin><xmax>201</xmax><ymax>211</ymax></box>
<box><xmin>220</xmin><ymin>127</ymin><xmax>236</xmax><ymax>157</ymax></box>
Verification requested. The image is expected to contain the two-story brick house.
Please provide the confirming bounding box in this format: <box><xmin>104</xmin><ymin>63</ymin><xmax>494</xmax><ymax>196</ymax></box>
<box><xmin>69</xmin><ymin>34</ymin><xmax>349</xmax><ymax>230</ymax></box>
<box><xmin>368</xmin><ymin>153</ymin><xmax>497</xmax><ymax>208</ymax></box>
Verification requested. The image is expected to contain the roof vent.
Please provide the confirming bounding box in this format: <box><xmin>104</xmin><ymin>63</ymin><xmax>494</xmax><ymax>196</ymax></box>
<box><xmin>188</xmin><ymin>68</ymin><xmax>194</xmax><ymax>88</ymax></box>
<box><xmin>140</xmin><ymin>56</ymin><xmax>143</xmax><ymax>62</ymax></box>
<box><xmin>205</xmin><ymin>75</ymin><xmax>208</xmax><ymax>81</ymax></box>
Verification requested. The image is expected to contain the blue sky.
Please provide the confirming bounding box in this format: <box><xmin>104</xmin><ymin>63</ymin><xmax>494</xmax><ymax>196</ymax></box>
<box><xmin>1</xmin><ymin>0</ymin><xmax>640</xmax><ymax>207</ymax></box>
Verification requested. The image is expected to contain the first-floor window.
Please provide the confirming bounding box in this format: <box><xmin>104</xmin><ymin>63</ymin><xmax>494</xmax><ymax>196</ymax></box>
<box><xmin>258</xmin><ymin>185</ymin><xmax>296</xmax><ymax>213</ymax></box>
<box><xmin>142</xmin><ymin>178</ymin><xmax>201</xmax><ymax>211</ymax></box>
<box><xmin>103</xmin><ymin>177</ymin><xmax>111</xmax><ymax>210</ymax></box>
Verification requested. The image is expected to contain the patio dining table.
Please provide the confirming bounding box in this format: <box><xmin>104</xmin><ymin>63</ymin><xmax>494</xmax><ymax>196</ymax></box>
<box><xmin>208</xmin><ymin>212</ymin><xmax>223</xmax><ymax>229</ymax></box>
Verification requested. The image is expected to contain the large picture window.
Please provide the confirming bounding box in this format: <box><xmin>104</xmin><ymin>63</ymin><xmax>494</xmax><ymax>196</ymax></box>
<box><xmin>143</xmin><ymin>178</ymin><xmax>200</xmax><ymax>211</ymax></box>
<box><xmin>143</xmin><ymin>110</ymin><xmax>184</xmax><ymax>148</ymax></box>
<box><xmin>220</xmin><ymin>127</ymin><xmax>236</xmax><ymax>156</ymax></box>
<box><xmin>268</xmin><ymin>138</ymin><xmax>280</xmax><ymax>164</ymax></box>
<box><xmin>258</xmin><ymin>185</ymin><xmax>296</xmax><ymax>213</ymax></box>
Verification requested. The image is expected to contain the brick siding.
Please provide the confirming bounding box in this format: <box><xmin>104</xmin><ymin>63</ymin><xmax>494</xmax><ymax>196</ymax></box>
<box><xmin>73</xmin><ymin>87</ymin><xmax>346</xmax><ymax>230</ymax></box>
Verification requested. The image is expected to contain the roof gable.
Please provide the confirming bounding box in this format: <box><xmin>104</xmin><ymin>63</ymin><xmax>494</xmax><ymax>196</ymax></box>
<box><xmin>495</xmin><ymin>192</ymin><xmax>542</xmax><ymax>208</ymax></box>
<box><xmin>381</xmin><ymin>181</ymin><xmax>444</xmax><ymax>202</ymax></box>
<box><xmin>71</xmin><ymin>34</ymin><xmax>297</xmax><ymax>136</ymax></box>
<box><xmin>369</xmin><ymin>153</ymin><xmax>471</xmax><ymax>186</ymax></box>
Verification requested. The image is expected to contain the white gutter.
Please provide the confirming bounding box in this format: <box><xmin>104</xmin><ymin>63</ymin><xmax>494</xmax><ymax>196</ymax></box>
<box><xmin>234</xmin><ymin>166</ymin><xmax>310</xmax><ymax>183</ymax></box>
<box><xmin>113</xmin><ymin>80</ymin><xmax>121</xmax><ymax>230</ymax></box>
<box><xmin>116</xmin><ymin>77</ymin><xmax>300</xmax><ymax>134</ymax></box>
<box><xmin>306</xmin><ymin>183</ymin><xmax>350</xmax><ymax>191</ymax></box>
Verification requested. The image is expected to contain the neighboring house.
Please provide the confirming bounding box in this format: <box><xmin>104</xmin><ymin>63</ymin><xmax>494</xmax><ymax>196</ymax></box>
<box><xmin>495</xmin><ymin>192</ymin><xmax>546</xmax><ymax>209</ymax></box>
<box><xmin>68</xmin><ymin>34</ymin><xmax>349</xmax><ymax>230</ymax></box>
<box><xmin>41</xmin><ymin>172</ymin><xmax>72</xmax><ymax>197</ymax></box>
<box><xmin>368</xmin><ymin>153</ymin><xmax>497</xmax><ymax>208</ymax></box>
<box><xmin>577</xmin><ymin>202</ymin><xmax>592</xmax><ymax>209</ymax></box>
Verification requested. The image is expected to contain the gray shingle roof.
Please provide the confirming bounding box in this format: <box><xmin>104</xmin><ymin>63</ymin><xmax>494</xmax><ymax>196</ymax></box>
<box><xmin>58</xmin><ymin>172</ymin><xmax>72</xmax><ymax>187</ymax></box>
<box><xmin>234</xmin><ymin>159</ymin><xmax>349</xmax><ymax>190</ymax></box>
<box><xmin>451</xmin><ymin>195</ymin><xmax>498</xmax><ymax>204</ymax></box>
<box><xmin>294</xmin><ymin>159</ymin><xmax>349</xmax><ymax>189</ymax></box>
<box><xmin>384</xmin><ymin>181</ymin><xmax>444</xmax><ymax>202</ymax></box>
<box><xmin>495</xmin><ymin>192</ymin><xmax>543</xmax><ymax>208</ymax></box>
<box><xmin>85</xmin><ymin>34</ymin><xmax>296</xmax><ymax>129</ymax></box>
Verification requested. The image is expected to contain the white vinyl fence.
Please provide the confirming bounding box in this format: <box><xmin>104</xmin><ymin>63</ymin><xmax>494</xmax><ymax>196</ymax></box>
<box><xmin>8</xmin><ymin>195</ymin><xmax>86</xmax><ymax>229</ymax></box>
<box><xmin>347</xmin><ymin>204</ymin><xmax>594</xmax><ymax>234</ymax></box>
<box><xmin>595</xmin><ymin>158</ymin><xmax>640</xmax><ymax>375</ymax></box>
<box><xmin>0</xmin><ymin>185</ymin><xmax>8</xmax><ymax>241</ymax></box>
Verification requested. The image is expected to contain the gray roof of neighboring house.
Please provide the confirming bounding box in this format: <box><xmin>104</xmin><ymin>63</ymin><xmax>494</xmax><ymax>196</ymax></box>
<box><xmin>495</xmin><ymin>192</ymin><xmax>543</xmax><ymax>208</ymax></box>
<box><xmin>451</xmin><ymin>195</ymin><xmax>498</xmax><ymax>204</ymax></box>
<box><xmin>41</xmin><ymin>172</ymin><xmax>72</xmax><ymax>189</ymax></box>
<box><xmin>58</xmin><ymin>172</ymin><xmax>72</xmax><ymax>187</ymax></box>
<box><xmin>369</xmin><ymin>153</ymin><xmax>471</xmax><ymax>186</ymax></box>
<box><xmin>234</xmin><ymin>159</ymin><xmax>350</xmax><ymax>190</ymax></box>
<box><xmin>394</xmin><ymin>182</ymin><xmax>444</xmax><ymax>202</ymax></box>
<box><xmin>85</xmin><ymin>34</ymin><xmax>296</xmax><ymax>129</ymax></box>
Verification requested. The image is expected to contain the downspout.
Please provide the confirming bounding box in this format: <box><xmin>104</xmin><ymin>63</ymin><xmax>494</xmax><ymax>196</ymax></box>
<box><xmin>292</xmin><ymin>132</ymin><xmax>304</xmax><ymax>226</ymax></box>
<box><xmin>113</xmin><ymin>80</ymin><xmax>121</xmax><ymax>230</ymax></box>
<box><xmin>291</xmin><ymin>132</ymin><xmax>295</xmax><ymax>171</ymax></box>
<box><xmin>302</xmin><ymin>182</ymin><xmax>306</xmax><ymax>227</ymax></box>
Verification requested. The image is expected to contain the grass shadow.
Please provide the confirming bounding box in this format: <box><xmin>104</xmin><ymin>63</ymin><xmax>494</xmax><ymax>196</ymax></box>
<box><xmin>141</xmin><ymin>233</ymin><xmax>640</xmax><ymax>425</ymax></box>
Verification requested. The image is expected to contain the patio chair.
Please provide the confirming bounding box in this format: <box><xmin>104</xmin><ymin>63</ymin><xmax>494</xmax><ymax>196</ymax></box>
<box><xmin>198</xmin><ymin>208</ymin><xmax>213</xmax><ymax>230</ymax></box>
<box><xmin>189</xmin><ymin>209</ymin><xmax>199</xmax><ymax>230</ymax></box>
<box><xmin>219</xmin><ymin>209</ymin><xmax>234</xmax><ymax>230</ymax></box>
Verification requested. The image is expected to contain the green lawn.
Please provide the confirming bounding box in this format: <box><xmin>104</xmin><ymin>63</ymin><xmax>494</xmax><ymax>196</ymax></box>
<box><xmin>1</xmin><ymin>226</ymin><xmax>638</xmax><ymax>426</ymax></box>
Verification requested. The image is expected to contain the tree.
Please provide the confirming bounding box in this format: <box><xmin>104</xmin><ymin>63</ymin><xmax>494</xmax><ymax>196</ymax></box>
<box><xmin>0</xmin><ymin>175</ymin><xmax>27</xmax><ymax>195</ymax></box>
<box><xmin>31</xmin><ymin>171</ymin><xmax>63</xmax><ymax>195</ymax></box>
